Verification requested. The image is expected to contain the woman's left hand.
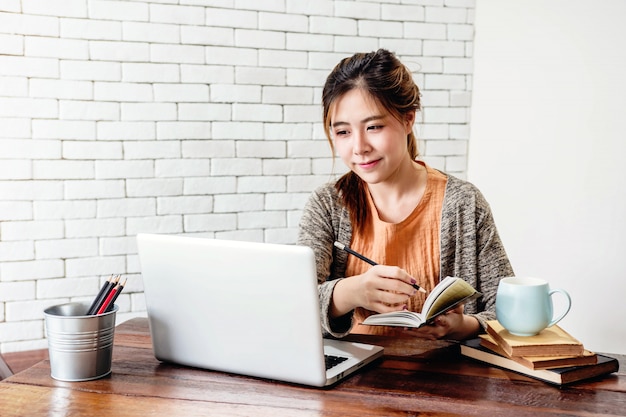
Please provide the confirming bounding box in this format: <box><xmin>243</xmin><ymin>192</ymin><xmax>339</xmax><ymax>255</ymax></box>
<box><xmin>408</xmin><ymin>304</ymin><xmax>480</xmax><ymax>340</ymax></box>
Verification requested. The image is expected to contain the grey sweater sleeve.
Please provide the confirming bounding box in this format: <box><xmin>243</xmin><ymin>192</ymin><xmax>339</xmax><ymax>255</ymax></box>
<box><xmin>439</xmin><ymin>175</ymin><xmax>514</xmax><ymax>330</ymax></box>
<box><xmin>297</xmin><ymin>183</ymin><xmax>354</xmax><ymax>338</ymax></box>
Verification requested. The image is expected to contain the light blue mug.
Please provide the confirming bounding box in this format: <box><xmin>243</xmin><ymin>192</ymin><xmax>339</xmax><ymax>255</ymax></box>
<box><xmin>496</xmin><ymin>277</ymin><xmax>571</xmax><ymax>336</ymax></box>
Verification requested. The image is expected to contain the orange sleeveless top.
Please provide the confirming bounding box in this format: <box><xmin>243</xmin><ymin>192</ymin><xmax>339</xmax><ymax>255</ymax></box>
<box><xmin>346</xmin><ymin>162</ymin><xmax>448</xmax><ymax>335</ymax></box>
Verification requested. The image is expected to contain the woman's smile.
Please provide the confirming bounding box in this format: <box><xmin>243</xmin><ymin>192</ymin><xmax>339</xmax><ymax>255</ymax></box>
<box><xmin>357</xmin><ymin>159</ymin><xmax>381</xmax><ymax>170</ymax></box>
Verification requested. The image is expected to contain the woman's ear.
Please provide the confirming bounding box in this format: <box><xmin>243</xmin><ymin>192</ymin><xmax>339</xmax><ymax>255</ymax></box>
<box><xmin>404</xmin><ymin>111</ymin><xmax>416</xmax><ymax>134</ymax></box>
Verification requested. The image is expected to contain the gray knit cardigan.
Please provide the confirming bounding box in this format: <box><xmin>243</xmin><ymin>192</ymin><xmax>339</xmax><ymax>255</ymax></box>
<box><xmin>297</xmin><ymin>172</ymin><xmax>514</xmax><ymax>338</ymax></box>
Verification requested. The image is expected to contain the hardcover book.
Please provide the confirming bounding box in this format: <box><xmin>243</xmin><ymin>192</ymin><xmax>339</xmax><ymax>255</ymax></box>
<box><xmin>485</xmin><ymin>320</ymin><xmax>584</xmax><ymax>357</ymax></box>
<box><xmin>479</xmin><ymin>334</ymin><xmax>598</xmax><ymax>370</ymax></box>
<box><xmin>460</xmin><ymin>338</ymin><xmax>619</xmax><ymax>386</ymax></box>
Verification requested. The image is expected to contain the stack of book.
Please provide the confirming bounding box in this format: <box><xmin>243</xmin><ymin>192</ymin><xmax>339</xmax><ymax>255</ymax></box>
<box><xmin>460</xmin><ymin>320</ymin><xmax>619</xmax><ymax>386</ymax></box>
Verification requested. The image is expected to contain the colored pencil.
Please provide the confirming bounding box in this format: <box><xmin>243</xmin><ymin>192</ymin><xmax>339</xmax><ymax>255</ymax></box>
<box><xmin>87</xmin><ymin>275</ymin><xmax>117</xmax><ymax>315</ymax></box>
<box><xmin>104</xmin><ymin>277</ymin><xmax>127</xmax><ymax>313</ymax></box>
<box><xmin>97</xmin><ymin>277</ymin><xmax>126</xmax><ymax>315</ymax></box>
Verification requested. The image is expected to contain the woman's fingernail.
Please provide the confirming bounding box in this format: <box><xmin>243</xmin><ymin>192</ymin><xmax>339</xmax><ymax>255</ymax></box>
<box><xmin>410</xmin><ymin>278</ymin><xmax>416</xmax><ymax>284</ymax></box>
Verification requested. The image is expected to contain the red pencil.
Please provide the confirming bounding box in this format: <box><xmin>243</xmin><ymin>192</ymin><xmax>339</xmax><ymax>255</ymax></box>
<box><xmin>96</xmin><ymin>277</ymin><xmax>126</xmax><ymax>315</ymax></box>
<box><xmin>105</xmin><ymin>277</ymin><xmax>127</xmax><ymax>313</ymax></box>
<box><xmin>87</xmin><ymin>275</ymin><xmax>117</xmax><ymax>315</ymax></box>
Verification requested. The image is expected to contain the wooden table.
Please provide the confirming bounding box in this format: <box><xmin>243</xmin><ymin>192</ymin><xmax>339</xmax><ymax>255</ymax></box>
<box><xmin>1</xmin><ymin>318</ymin><xmax>624</xmax><ymax>416</ymax></box>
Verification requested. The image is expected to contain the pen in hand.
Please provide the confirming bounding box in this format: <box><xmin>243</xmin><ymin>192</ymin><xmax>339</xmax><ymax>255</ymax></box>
<box><xmin>333</xmin><ymin>241</ymin><xmax>427</xmax><ymax>294</ymax></box>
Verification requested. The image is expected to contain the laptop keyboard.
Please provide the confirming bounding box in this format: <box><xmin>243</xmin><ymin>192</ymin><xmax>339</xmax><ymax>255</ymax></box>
<box><xmin>324</xmin><ymin>354</ymin><xmax>348</xmax><ymax>370</ymax></box>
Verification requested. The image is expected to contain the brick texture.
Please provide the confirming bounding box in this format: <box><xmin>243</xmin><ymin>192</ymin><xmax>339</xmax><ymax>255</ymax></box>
<box><xmin>0</xmin><ymin>0</ymin><xmax>475</xmax><ymax>352</ymax></box>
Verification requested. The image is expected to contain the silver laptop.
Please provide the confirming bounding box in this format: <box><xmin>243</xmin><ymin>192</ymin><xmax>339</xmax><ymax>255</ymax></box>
<box><xmin>136</xmin><ymin>233</ymin><xmax>383</xmax><ymax>387</ymax></box>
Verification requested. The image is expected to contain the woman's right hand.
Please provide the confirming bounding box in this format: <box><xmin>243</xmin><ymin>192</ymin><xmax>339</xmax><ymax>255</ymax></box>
<box><xmin>329</xmin><ymin>265</ymin><xmax>417</xmax><ymax>318</ymax></box>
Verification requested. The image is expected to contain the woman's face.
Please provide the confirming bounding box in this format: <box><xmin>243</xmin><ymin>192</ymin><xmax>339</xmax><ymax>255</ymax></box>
<box><xmin>329</xmin><ymin>88</ymin><xmax>415</xmax><ymax>186</ymax></box>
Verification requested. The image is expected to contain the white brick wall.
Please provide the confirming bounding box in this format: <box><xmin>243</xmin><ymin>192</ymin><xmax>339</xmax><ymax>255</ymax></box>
<box><xmin>0</xmin><ymin>0</ymin><xmax>475</xmax><ymax>353</ymax></box>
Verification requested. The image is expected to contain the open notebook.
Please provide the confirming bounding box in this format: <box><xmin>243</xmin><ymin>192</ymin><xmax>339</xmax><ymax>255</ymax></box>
<box><xmin>136</xmin><ymin>233</ymin><xmax>383</xmax><ymax>387</ymax></box>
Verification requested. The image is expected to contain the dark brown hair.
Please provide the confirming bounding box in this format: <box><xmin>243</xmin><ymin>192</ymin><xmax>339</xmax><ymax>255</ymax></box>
<box><xmin>321</xmin><ymin>49</ymin><xmax>422</xmax><ymax>233</ymax></box>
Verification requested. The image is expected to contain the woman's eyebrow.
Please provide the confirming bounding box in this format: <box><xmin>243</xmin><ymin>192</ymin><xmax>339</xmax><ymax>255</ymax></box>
<box><xmin>331</xmin><ymin>121</ymin><xmax>349</xmax><ymax>128</ymax></box>
<box><xmin>331</xmin><ymin>114</ymin><xmax>385</xmax><ymax>128</ymax></box>
<box><xmin>361</xmin><ymin>115</ymin><xmax>385</xmax><ymax>124</ymax></box>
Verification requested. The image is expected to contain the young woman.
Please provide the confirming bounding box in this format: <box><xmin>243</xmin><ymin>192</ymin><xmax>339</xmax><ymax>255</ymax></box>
<box><xmin>298</xmin><ymin>49</ymin><xmax>514</xmax><ymax>341</ymax></box>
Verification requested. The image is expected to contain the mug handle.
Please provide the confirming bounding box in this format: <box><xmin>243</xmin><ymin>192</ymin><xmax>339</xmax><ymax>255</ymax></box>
<box><xmin>548</xmin><ymin>288</ymin><xmax>571</xmax><ymax>327</ymax></box>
